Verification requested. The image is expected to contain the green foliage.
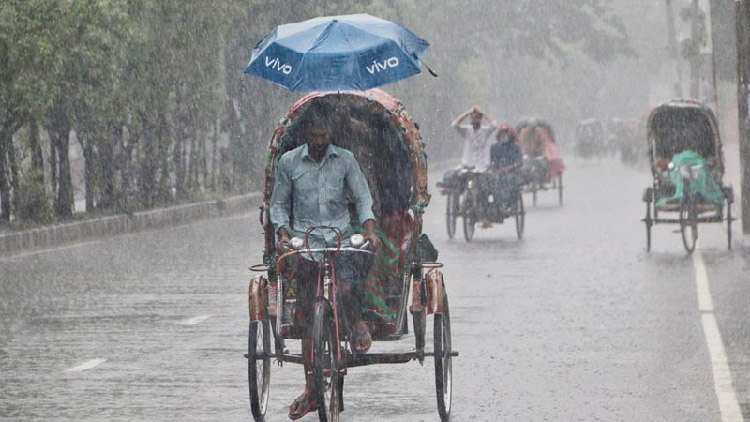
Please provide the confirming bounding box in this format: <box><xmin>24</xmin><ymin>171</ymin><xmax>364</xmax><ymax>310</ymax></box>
<box><xmin>0</xmin><ymin>0</ymin><xmax>637</xmax><ymax>224</ymax></box>
<box><xmin>17</xmin><ymin>170</ymin><xmax>53</xmax><ymax>223</ymax></box>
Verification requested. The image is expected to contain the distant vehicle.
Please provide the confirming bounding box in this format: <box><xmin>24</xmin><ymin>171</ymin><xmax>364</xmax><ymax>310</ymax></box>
<box><xmin>575</xmin><ymin>117</ymin><xmax>606</xmax><ymax>159</ymax></box>
<box><xmin>641</xmin><ymin>99</ymin><xmax>734</xmax><ymax>254</ymax></box>
<box><xmin>516</xmin><ymin>119</ymin><xmax>565</xmax><ymax>207</ymax></box>
<box><xmin>607</xmin><ymin>118</ymin><xmax>642</xmax><ymax>165</ymax></box>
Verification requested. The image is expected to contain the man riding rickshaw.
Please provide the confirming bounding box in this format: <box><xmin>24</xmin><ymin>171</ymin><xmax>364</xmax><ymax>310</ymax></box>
<box><xmin>247</xmin><ymin>90</ymin><xmax>454</xmax><ymax>422</ymax></box>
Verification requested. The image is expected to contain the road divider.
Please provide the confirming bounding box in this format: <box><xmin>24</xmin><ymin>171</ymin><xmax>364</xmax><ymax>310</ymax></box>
<box><xmin>0</xmin><ymin>193</ymin><xmax>261</xmax><ymax>255</ymax></box>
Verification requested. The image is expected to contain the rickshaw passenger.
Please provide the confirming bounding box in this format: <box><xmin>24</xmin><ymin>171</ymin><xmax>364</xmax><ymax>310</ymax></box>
<box><xmin>447</xmin><ymin>105</ymin><xmax>497</xmax><ymax>227</ymax></box>
<box><xmin>490</xmin><ymin>125</ymin><xmax>522</xmax><ymax>213</ymax></box>
<box><xmin>270</xmin><ymin>115</ymin><xmax>382</xmax><ymax>420</ymax></box>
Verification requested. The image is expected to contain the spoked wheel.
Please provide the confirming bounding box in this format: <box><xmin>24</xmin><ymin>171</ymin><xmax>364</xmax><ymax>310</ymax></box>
<box><xmin>434</xmin><ymin>292</ymin><xmax>452</xmax><ymax>421</ymax></box>
<box><xmin>248</xmin><ymin>320</ymin><xmax>271</xmax><ymax>421</ymax></box>
<box><xmin>727</xmin><ymin>195</ymin><xmax>733</xmax><ymax>250</ymax></box>
<box><xmin>312</xmin><ymin>300</ymin><xmax>342</xmax><ymax>422</ymax></box>
<box><xmin>462</xmin><ymin>194</ymin><xmax>475</xmax><ymax>242</ymax></box>
<box><xmin>445</xmin><ymin>191</ymin><xmax>458</xmax><ymax>240</ymax></box>
<box><xmin>557</xmin><ymin>174</ymin><xmax>563</xmax><ymax>206</ymax></box>
<box><xmin>515</xmin><ymin>194</ymin><xmax>525</xmax><ymax>240</ymax></box>
<box><xmin>679</xmin><ymin>196</ymin><xmax>698</xmax><ymax>254</ymax></box>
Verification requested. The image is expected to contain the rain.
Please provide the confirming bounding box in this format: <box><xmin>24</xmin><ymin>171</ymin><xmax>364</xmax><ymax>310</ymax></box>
<box><xmin>1</xmin><ymin>1</ymin><xmax>750</xmax><ymax>421</ymax></box>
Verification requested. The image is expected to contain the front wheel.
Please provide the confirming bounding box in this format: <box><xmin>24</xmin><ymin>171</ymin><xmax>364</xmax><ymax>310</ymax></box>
<box><xmin>312</xmin><ymin>300</ymin><xmax>341</xmax><ymax>422</ymax></box>
<box><xmin>462</xmin><ymin>194</ymin><xmax>475</xmax><ymax>242</ymax></box>
<box><xmin>515</xmin><ymin>194</ymin><xmax>525</xmax><ymax>240</ymax></box>
<box><xmin>248</xmin><ymin>320</ymin><xmax>271</xmax><ymax>421</ymax></box>
<box><xmin>434</xmin><ymin>293</ymin><xmax>452</xmax><ymax>421</ymax></box>
<box><xmin>680</xmin><ymin>196</ymin><xmax>698</xmax><ymax>254</ymax></box>
<box><xmin>445</xmin><ymin>191</ymin><xmax>458</xmax><ymax>240</ymax></box>
<box><xmin>557</xmin><ymin>174</ymin><xmax>563</xmax><ymax>206</ymax></box>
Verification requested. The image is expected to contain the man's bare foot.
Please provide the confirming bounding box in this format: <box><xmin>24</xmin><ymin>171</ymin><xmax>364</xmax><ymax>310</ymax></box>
<box><xmin>351</xmin><ymin>321</ymin><xmax>372</xmax><ymax>354</ymax></box>
<box><xmin>289</xmin><ymin>390</ymin><xmax>318</xmax><ymax>420</ymax></box>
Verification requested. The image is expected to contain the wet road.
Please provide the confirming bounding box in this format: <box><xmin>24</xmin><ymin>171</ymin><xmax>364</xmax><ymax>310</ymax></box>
<box><xmin>1</xmin><ymin>158</ymin><xmax>749</xmax><ymax>421</ymax></box>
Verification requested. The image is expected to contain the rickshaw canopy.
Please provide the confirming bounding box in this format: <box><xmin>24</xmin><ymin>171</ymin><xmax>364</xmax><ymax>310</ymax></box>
<box><xmin>261</xmin><ymin>89</ymin><xmax>430</xmax><ymax>255</ymax></box>
<box><xmin>646</xmin><ymin>99</ymin><xmax>723</xmax><ymax>172</ymax></box>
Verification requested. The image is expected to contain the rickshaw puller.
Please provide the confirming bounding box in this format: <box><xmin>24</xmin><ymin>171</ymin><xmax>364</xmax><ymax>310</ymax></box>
<box><xmin>446</xmin><ymin>105</ymin><xmax>497</xmax><ymax>228</ymax></box>
<box><xmin>269</xmin><ymin>116</ymin><xmax>382</xmax><ymax>420</ymax></box>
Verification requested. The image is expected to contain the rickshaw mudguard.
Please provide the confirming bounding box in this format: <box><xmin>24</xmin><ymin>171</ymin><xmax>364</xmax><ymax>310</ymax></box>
<box><xmin>425</xmin><ymin>269</ymin><xmax>445</xmax><ymax>315</ymax></box>
<box><xmin>248</xmin><ymin>274</ymin><xmax>268</xmax><ymax>322</ymax></box>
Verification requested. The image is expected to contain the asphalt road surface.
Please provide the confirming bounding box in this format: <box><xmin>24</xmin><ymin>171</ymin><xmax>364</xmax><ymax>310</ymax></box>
<box><xmin>1</xmin><ymin>158</ymin><xmax>749</xmax><ymax>421</ymax></box>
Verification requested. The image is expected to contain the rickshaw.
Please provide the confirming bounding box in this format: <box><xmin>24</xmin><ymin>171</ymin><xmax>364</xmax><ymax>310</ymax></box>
<box><xmin>516</xmin><ymin>119</ymin><xmax>565</xmax><ymax>207</ymax></box>
<box><xmin>575</xmin><ymin>117</ymin><xmax>606</xmax><ymax>159</ymax></box>
<box><xmin>642</xmin><ymin>99</ymin><xmax>734</xmax><ymax>253</ymax></box>
<box><xmin>439</xmin><ymin>167</ymin><xmax>525</xmax><ymax>242</ymax></box>
<box><xmin>247</xmin><ymin>89</ymin><xmax>456</xmax><ymax>421</ymax></box>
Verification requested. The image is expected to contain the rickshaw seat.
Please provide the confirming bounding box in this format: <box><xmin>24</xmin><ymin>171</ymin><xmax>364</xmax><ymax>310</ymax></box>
<box><xmin>654</xmin><ymin>201</ymin><xmax>717</xmax><ymax>213</ymax></box>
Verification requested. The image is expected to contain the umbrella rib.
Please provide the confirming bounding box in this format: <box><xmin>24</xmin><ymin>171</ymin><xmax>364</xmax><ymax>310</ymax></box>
<box><xmin>339</xmin><ymin>24</ymin><xmax>366</xmax><ymax>92</ymax></box>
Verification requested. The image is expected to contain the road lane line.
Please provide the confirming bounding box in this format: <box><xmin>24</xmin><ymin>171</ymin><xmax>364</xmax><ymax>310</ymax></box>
<box><xmin>693</xmin><ymin>252</ymin><xmax>743</xmax><ymax>422</ymax></box>
<box><xmin>66</xmin><ymin>358</ymin><xmax>106</xmax><ymax>372</ymax></box>
<box><xmin>693</xmin><ymin>252</ymin><xmax>714</xmax><ymax>312</ymax></box>
<box><xmin>178</xmin><ymin>315</ymin><xmax>211</xmax><ymax>325</ymax></box>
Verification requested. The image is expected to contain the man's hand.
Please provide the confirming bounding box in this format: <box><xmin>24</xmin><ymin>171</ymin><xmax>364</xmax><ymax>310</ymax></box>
<box><xmin>363</xmin><ymin>220</ymin><xmax>382</xmax><ymax>250</ymax></box>
<box><xmin>277</xmin><ymin>227</ymin><xmax>291</xmax><ymax>251</ymax></box>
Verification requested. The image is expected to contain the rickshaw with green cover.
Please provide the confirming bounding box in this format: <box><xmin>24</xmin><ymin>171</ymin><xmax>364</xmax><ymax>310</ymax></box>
<box><xmin>642</xmin><ymin>99</ymin><xmax>734</xmax><ymax>253</ymax></box>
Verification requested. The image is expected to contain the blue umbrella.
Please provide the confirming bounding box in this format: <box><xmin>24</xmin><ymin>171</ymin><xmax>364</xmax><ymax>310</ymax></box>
<box><xmin>245</xmin><ymin>13</ymin><xmax>431</xmax><ymax>91</ymax></box>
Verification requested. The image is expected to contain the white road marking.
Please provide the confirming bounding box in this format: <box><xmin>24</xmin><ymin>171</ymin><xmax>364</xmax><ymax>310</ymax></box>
<box><xmin>693</xmin><ymin>252</ymin><xmax>714</xmax><ymax>312</ymax></box>
<box><xmin>178</xmin><ymin>315</ymin><xmax>211</xmax><ymax>325</ymax></box>
<box><xmin>693</xmin><ymin>252</ymin><xmax>744</xmax><ymax>422</ymax></box>
<box><xmin>1</xmin><ymin>240</ymin><xmax>104</xmax><ymax>260</ymax></box>
<box><xmin>66</xmin><ymin>358</ymin><xmax>106</xmax><ymax>372</ymax></box>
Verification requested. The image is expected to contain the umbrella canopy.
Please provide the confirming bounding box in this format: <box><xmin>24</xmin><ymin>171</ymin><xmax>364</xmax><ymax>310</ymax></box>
<box><xmin>245</xmin><ymin>14</ymin><xmax>430</xmax><ymax>91</ymax></box>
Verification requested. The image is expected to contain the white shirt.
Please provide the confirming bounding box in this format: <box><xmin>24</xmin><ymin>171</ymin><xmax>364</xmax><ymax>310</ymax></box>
<box><xmin>453</xmin><ymin>122</ymin><xmax>498</xmax><ymax>171</ymax></box>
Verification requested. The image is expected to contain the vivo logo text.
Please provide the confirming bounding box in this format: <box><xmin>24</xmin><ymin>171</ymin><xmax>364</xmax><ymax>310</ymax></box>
<box><xmin>265</xmin><ymin>56</ymin><xmax>293</xmax><ymax>75</ymax></box>
<box><xmin>366</xmin><ymin>57</ymin><xmax>399</xmax><ymax>75</ymax></box>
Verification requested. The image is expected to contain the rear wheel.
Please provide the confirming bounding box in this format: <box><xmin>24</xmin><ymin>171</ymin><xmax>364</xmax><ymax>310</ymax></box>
<box><xmin>434</xmin><ymin>293</ymin><xmax>452</xmax><ymax>421</ymax></box>
<box><xmin>462</xmin><ymin>193</ymin><xmax>475</xmax><ymax>242</ymax></box>
<box><xmin>557</xmin><ymin>174</ymin><xmax>563</xmax><ymax>206</ymax></box>
<box><xmin>248</xmin><ymin>320</ymin><xmax>271</xmax><ymax>421</ymax></box>
<box><xmin>727</xmin><ymin>203</ymin><xmax>733</xmax><ymax>250</ymax></box>
<box><xmin>515</xmin><ymin>194</ymin><xmax>525</xmax><ymax>240</ymax></box>
<box><xmin>312</xmin><ymin>300</ymin><xmax>341</xmax><ymax>422</ymax></box>
<box><xmin>445</xmin><ymin>191</ymin><xmax>458</xmax><ymax>240</ymax></box>
<box><xmin>679</xmin><ymin>195</ymin><xmax>698</xmax><ymax>254</ymax></box>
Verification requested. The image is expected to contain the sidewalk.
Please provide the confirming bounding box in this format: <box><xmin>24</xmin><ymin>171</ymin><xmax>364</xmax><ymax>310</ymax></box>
<box><xmin>0</xmin><ymin>193</ymin><xmax>261</xmax><ymax>255</ymax></box>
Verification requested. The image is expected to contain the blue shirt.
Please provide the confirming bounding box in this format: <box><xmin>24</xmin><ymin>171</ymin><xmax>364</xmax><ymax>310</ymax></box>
<box><xmin>270</xmin><ymin>143</ymin><xmax>375</xmax><ymax>248</ymax></box>
<box><xmin>490</xmin><ymin>141</ymin><xmax>523</xmax><ymax>170</ymax></box>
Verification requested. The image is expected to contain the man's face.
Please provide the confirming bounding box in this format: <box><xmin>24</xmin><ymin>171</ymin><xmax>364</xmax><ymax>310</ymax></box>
<box><xmin>470</xmin><ymin>112</ymin><xmax>482</xmax><ymax>127</ymax></box>
<box><xmin>308</xmin><ymin>127</ymin><xmax>331</xmax><ymax>160</ymax></box>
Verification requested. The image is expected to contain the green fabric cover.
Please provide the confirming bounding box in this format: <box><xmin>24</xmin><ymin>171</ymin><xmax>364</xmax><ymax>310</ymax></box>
<box><xmin>655</xmin><ymin>150</ymin><xmax>724</xmax><ymax>209</ymax></box>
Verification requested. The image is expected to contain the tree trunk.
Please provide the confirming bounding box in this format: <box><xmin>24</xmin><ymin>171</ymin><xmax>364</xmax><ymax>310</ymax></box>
<box><xmin>97</xmin><ymin>123</ymin><xmax>118</xmax><ymax>212</ymax></box>
<box><xmin>81</xmin><ymin>134</ymin><xmax>96</xmax><ymax>212</ymax></box>
<box><xmin>7</xmin><ymin>136</ymin><xmax>21</xmax><ymax>216</ymax></box>
<box><xmin>138</xmin><ymin>114</ymin><xmax>157</xmax><ymax>209</ymax></box>
<box><xmin>0</xmin><ymin>134</ymin><xmax>10</xmax><ymax>222</ymax></box>
<box><xmin>737</xmin><ymin>0</ymin><xmax>750</xmax><ymax>233</ymax></box>
<box><xmin>29</xmin><ymin>117</ymin><xmax>44</xmax><ymax>184</ymax></box>
<box><xmin>666</xmin><ymin>0</ymin><xmax>685</xmax><ymax>97</ymax></box>
<box><xmin>54</xmin><ymin>129</ymin><xmax>74</xmax><ymax>218</ymax></box>
<box><xmin>49</xmin><ymin>131</ymin><xmax>58</xmax><ymax>199</ymax></box>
